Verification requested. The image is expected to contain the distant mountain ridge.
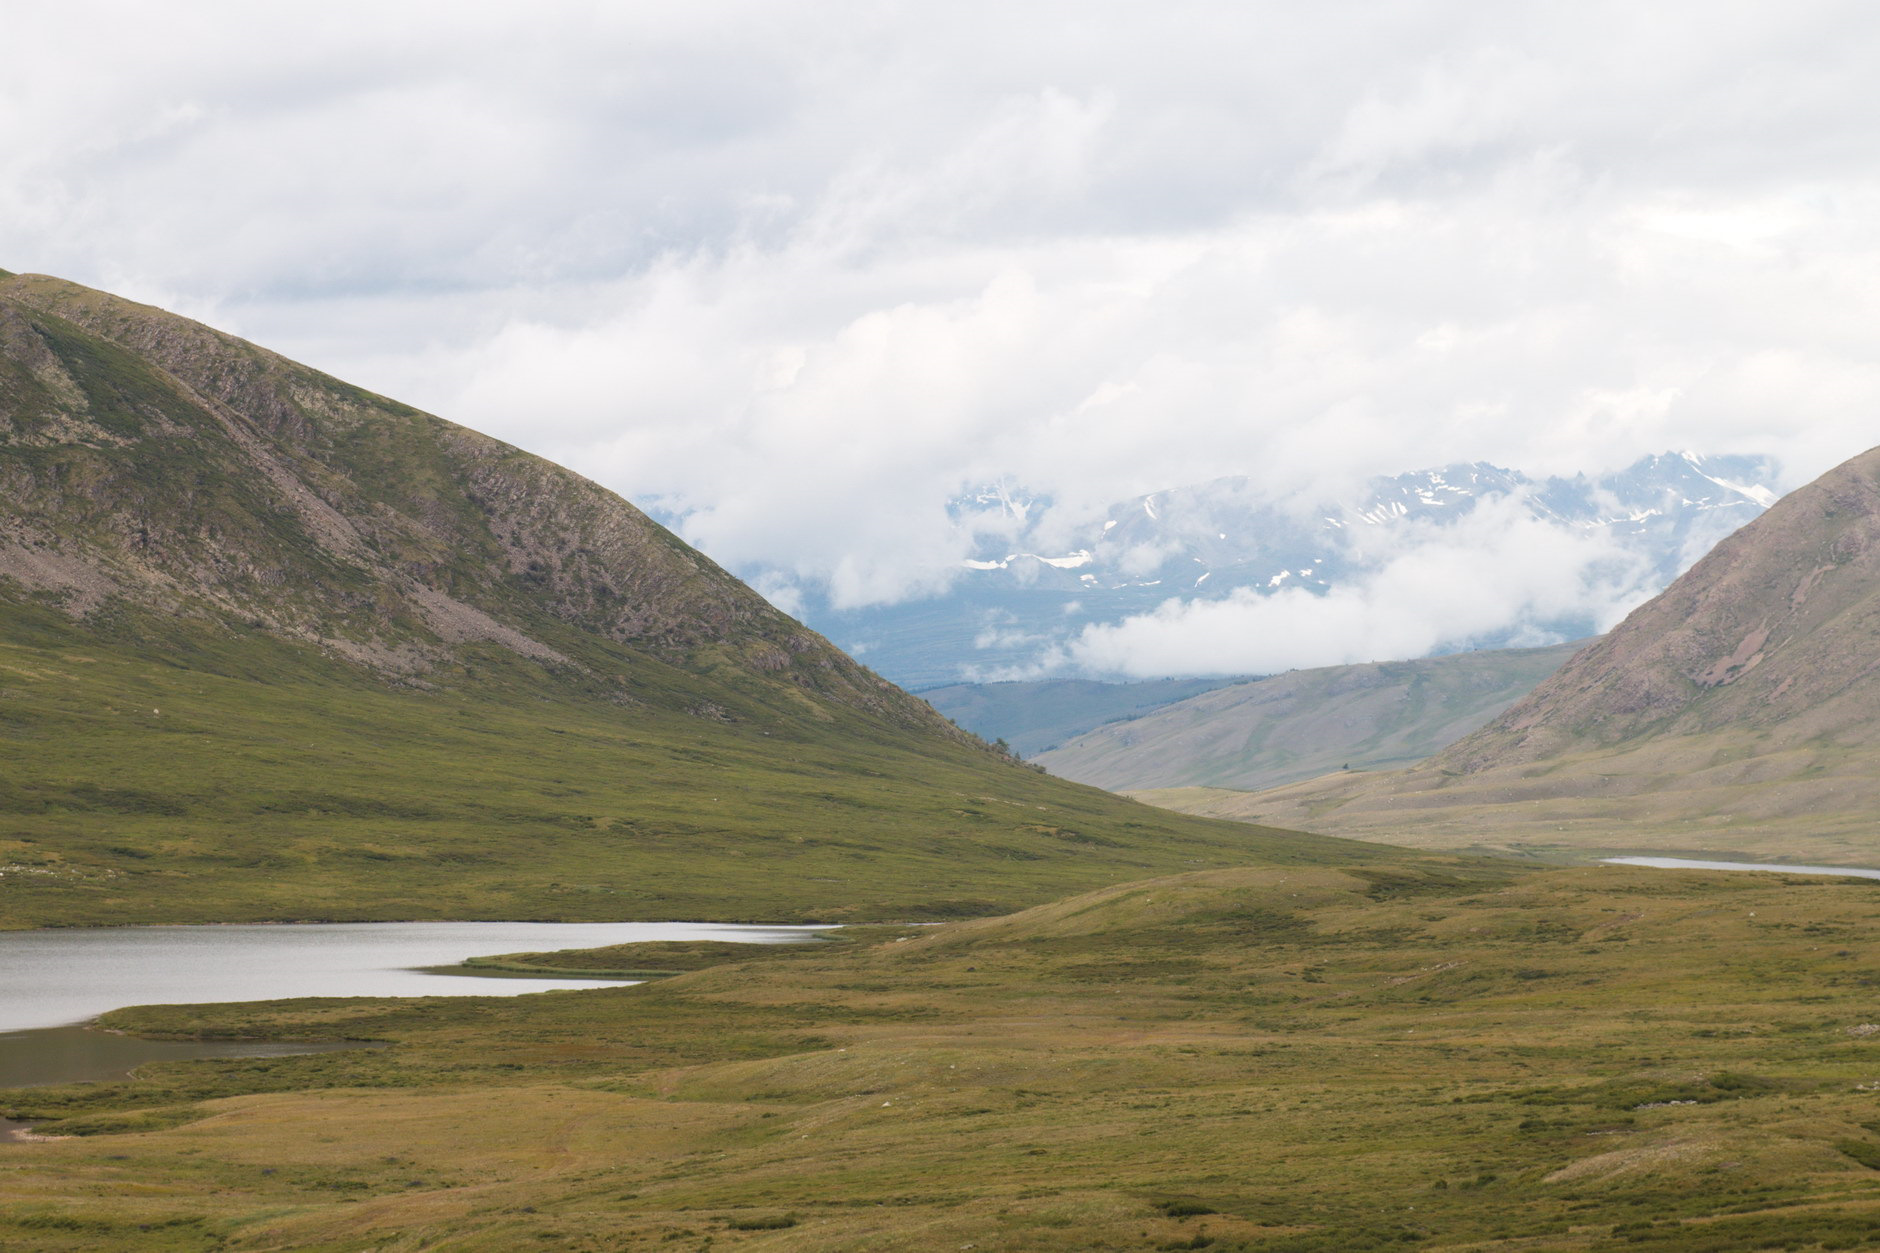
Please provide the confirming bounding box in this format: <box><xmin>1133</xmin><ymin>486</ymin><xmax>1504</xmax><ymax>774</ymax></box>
<box><xmin>744</xmin><ymin>452</ymin><xmax>1780</xmax><ymax>687</ymax></box>
<box><xmin>1141</xmin><ymin>441</ymin><xmax>1880</xmax><ymax>865</ymax></box>
<box><xmin>0</xmin><ymin>270</ymin><xmax>913</xmax><ymax>721</ymax></box>
<box><xmin>921</xmin><ymin>674</ymin><xmax>1252</xmax><ymax>758</ymax></box>
<box><xmin>1034</xmin><ymin>640</ymin><xmax>1584</xmax><ymax>793</ymax></box>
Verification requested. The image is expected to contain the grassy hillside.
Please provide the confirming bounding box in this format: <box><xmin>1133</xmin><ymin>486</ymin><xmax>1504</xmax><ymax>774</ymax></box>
<box><xmin>10</xmin><ymin>860</ymin><xmax>1880</xmax><ymax>1249</ymax></box>
<box><xmin>1034</xmin><ymin>641</ymin><xmax>1582</xmax><ymax>792</ymax></box>
<box><xmin>0</xmin><ymin>271</ymin><xmax>908</xmax><ymax>720</ymax></box>
<box><xmin>920</xmin><ymin>674</ymin><xmax>1248</xmax><ymax>756</ymax></box>
<box><xmin>0</xmin><ymin>566</ymin><xmax>1375</xmax><ymax>929</ymax></box>
<box><xmin>0</xmin><ymin>272</ymin><xmax>1371</xmax><ymax>927</ymax></box>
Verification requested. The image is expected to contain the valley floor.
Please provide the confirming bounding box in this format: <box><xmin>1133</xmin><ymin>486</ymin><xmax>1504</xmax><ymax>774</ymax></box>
<box><xmin>6</xmin><ymin>861</ymin><xmax>1880</xmax><ymax>1250</ymax></box>
<box><xmin>1132</xmin><ymin>764</ymin><xmax>1880</xmax><ymax>869</ymax></box>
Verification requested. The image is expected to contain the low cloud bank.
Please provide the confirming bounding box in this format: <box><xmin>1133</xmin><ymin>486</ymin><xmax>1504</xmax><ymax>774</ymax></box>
<box><xmin>8</xmin><ymin>3</ymin><xmax>1879</xmax><ymax>611</ymax></box>
<box><xmin>1063</xmin><ymin>502</ymin><xmax>1649</xmax><ymax>678</ymax></box>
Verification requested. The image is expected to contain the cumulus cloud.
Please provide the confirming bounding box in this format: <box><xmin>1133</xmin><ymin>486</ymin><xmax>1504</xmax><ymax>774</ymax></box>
<box><xmin>8</xmin><ymin>0</ymin><xmax>1880</xmax><ymax>656</ymax></box>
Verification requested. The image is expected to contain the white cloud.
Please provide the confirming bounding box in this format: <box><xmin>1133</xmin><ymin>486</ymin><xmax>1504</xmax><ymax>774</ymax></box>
<box><xmin>8</xmin><ymin>0</ymin><xmax>1880</xmax><ymax>660</ymax></box>
<box><xmin>1064</xmin><ymin>500</ymin><xmax>1652</xmax><ymax>678</ymax></box>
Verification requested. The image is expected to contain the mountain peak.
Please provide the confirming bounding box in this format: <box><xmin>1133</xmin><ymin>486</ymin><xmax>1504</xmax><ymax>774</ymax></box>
<box><xmin>1441</xmin><ymin>441</ymin><xmax>1880</xmax><ymax>769</ymax></box>
<box><xmin>783</xmin><ymin>452</ymin><xmax>1782</xmax><ymax>687</ymax></box>
<box><xmin>0</xmin><ymin>272</ymin><xmax>933</xmax><ymax>728</ymax></box>
<box><xmin>1177</xmin><ymin>440</ymin><xmax>1880</xmax><ymax>862</ymax></box>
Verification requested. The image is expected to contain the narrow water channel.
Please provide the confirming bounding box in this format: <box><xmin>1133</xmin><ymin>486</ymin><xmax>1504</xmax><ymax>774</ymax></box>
<box><xmin>1602</xmin><ymin>856</ymin><xmax>1880</xmax><ymax>880</ymax></box>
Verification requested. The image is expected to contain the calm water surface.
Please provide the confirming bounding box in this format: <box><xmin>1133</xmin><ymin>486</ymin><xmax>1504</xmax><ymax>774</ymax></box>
<box><xmin>0</xmin><ymin>919</ymin><xmax>823</xmax><ymax>1032</ymax></box>
<box><xmin>0</xmin><ymin>920</ymin><xmax>823</xmax><ymax>1095</ymax></box>
<box><xmin>1602</xmin><ymin>856</ymin><xmax>1880</xmax><ymax>880</ymax></box>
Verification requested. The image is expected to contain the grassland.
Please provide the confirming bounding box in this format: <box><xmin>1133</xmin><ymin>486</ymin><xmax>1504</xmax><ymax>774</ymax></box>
<box><xmin>450</xmin><ymin>937</ymin><xmax>893</xmax><ymax>979</ymax></box>
<box><xmin>1133</xmin><ymin>725</ymin><xmax>1880</xmax><ymax>868</ymax></box>
<box><xmin>7</xmin><ymin>860</ymin><xmax>1880</xmax><ymax>1250</ymax></box>
<box><xmin>0</xmin><ymin>595</ymin><xmax>1360</xmax><ymax>929</ymax></box>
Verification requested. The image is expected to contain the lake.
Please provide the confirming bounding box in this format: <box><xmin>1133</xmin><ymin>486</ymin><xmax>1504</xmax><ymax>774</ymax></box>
<box><xmin>0</xmin><ymin>920</ymin><xmax>823</xmax><ymax>1095</ymax></box>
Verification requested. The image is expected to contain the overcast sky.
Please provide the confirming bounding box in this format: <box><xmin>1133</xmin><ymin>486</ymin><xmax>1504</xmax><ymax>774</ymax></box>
<box><xmin>8</xmin><ymin>1</ymin><xmax>1879</xmax><ymax>672</ymax></box>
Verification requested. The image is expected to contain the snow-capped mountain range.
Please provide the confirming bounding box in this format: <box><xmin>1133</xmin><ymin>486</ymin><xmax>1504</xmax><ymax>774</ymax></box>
<box><xmin>732</xmin><ymin>452</ymin><xmax>1781</xmax><ymax>688</ymax></box>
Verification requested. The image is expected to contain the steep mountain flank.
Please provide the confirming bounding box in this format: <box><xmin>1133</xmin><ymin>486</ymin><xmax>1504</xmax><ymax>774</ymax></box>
<box><xmin>0</xmin><ymin>273</ymin><xmax>1368</xmax><ymax>926</ymax></box>
<box><xmin>1033</xmin><ymin>640</ymin><xmax>1582</xmax><ymax>792</ymax></box>
<box><xmin>1439</xmin><ymin>443</ymin><xmax>1880</xmax><ymax>765</ymax></box>
<box><xmin>0</xmin><ymin>272</ymin><xmax>920</xmax><ymax>719</ymax></box>
<box><xmin>1139</xmin><ymin>443</ymin><xmax>1880</xmax><ymax>864</ymax></box>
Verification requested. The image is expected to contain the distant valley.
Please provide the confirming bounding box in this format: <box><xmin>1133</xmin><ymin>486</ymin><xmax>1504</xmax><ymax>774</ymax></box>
<box><xmin>920</xmin><ymin>673</ymin><xmax>1251</xmax><ymax>757</ymax></box>
<box><xmin>922</xmin><ymin>639</ymin><xmax>1582</xmax><ymax>794</ymax></box>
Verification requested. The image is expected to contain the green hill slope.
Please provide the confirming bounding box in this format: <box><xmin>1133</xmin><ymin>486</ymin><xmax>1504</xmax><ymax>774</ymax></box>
<box><xmin>0</xmin><ymin>273</ymin><xmax>1371</xmax><ymax>927</ymax></box>
<box><xmin>1033</xmin><ymin>641</ymin><xmax>1583</xmax><ymax>792</ymax></box>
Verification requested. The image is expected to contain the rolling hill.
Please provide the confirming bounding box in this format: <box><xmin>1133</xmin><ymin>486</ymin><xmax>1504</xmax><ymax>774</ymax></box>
<box><xmin>1033</xmin><ymin>640</ymin><xmax>1583</xmax><ymax>792</ymax></box>
<box><xmin>0</xmin><ymin>270</ymin><xmax>1370</xmax><ymax>927</ymax></box>
<box><xmin>1139</xmin><ymin>442</ymin><xmax>1880</xmax><ymax>864</ymax></box>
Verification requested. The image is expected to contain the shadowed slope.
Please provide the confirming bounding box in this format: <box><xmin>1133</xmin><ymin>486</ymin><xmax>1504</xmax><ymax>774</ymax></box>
<box><xmin>920</xmin><ymin>674</ymin><xmax>1246</xmax><ymax>758</ymax></box>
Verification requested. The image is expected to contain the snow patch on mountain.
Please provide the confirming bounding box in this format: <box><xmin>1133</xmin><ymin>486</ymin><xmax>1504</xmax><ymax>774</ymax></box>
<box><xmin>729</xmin><ymin>451</ymin><xmax>1782</xmax><ymax>686</ymax></box>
